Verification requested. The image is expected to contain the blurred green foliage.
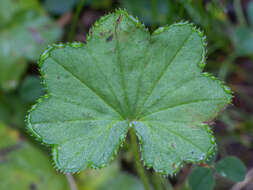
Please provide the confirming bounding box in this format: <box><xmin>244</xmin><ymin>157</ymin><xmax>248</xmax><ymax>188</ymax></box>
<box><xmin>0</xmin><ymin>123</ymin><xmax>70</xmax><ymax>190</ymax></box>
<box><xmin>188</xmin><ymin>156</ymin><xmax>246</xmax><ymax>190</ymax></box>
<box><xmin>0</xmin><ymin>0</ymin><xmax>253</xmax><ymax>190</ymax></box>
<box><xmin>19</xmin><ymin>76</ymin><xmax>44</xmax><ymax>103</ymax></box>
<box><xmin>215</xmin><ymin>156</ymin><xmax>246</xmax><ymax>182</ymax></box>
<box><xmin>0</xmin><ymin>0</ymin><xmax>61</xmax><ymax>91</ymax></box>
<box><xmin>44</xmin><ymin>0</ymin><xmax>113</xmax><ymax>15</ymax></box>
<box><xmin>44</xmin><ymin>0</ymin><xmax>79</xmax><ymax>15</ymax></box>
<box><xmin>188</xmin><ymin>167</ymin><xmax>215</xmax><ymax>190</ymax></box>
<box><xmin>77</xmin><ymin>162</ymin><xmax>144</xmax><ymax>190</ymax></box>
<box><xmin>0</xmin><ymin>0</ymin><xmax>41</xmax><ymax>26</ymax></box>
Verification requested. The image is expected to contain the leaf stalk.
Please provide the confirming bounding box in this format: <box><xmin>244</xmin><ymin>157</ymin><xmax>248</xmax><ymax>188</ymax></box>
<box><xmin>129</xmin><ymin>127</ymin><xmax>150</xmax><ymax>190</ymax></box>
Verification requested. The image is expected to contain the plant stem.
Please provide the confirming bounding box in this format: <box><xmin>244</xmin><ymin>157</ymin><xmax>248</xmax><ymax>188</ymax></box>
<box><xmin>68</xmin><ymin>0</ymin><xmax>86</xmax><ymax>41</ymax></box>
<box><xmin>150</xmin><ymin>172</ymin><xmax>173</xmax><ymax>190</ymax></box>
<box><xmin>150</xmin><ymin>172</ymin><xmax>163</xmax><ymax>190</ymax></box>
<box><xmin>234</xmin><ymin>0</ymin><xmax>246</xmax><ymax>26</ymax></box>
<box><xmin>129</xmin><ymin>127</ymin><xmax>150</xmax><ymax>190</ymax></box>
<box><xmin>167</xmin><ymin>0</ymin><xmax>173</xmax><ymax>25</ymax></box>
<box><xmin>152</xmin><ymin>0</ymin><xmax>158</xmax><ymax>30</ymax></box>
<box><xmin>66</xmin><ymin>173</ymin><xmax>78</xmax><ymax>190</ymax></box>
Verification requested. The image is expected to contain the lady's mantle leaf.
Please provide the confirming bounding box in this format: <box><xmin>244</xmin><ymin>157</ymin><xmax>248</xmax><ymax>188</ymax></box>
<box><xmin>27</xmin><ymin>10</ymin><xmax>232</xmax><ymax>174</ymax></box>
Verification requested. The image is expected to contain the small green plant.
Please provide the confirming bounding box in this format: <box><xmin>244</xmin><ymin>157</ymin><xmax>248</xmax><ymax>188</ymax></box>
<box><xmin>27</xmin><ymin>9</ymin><xmax>233</xmax><ymax>188</ymax></box>
<box><xmin>188</xmin><ymin>156</ymin><xmax>246</xmax><ymax>190</ymax></box>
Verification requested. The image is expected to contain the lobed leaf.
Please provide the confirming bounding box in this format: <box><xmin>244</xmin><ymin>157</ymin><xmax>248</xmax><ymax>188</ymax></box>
<box><xmin>27</xmin><ymin>10</ymin><xmax>232</xmax><ymax>175</ymax></box>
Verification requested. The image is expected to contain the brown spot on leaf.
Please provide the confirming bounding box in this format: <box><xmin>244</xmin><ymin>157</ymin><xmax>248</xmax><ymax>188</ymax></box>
<box><xmin>171</xmin><ymin>143</ymin><xmax>175</xmax><ymax>148</ymax></box>
<box><xmin>114</xmin><ymin>15</ymin><xmax>123</xmax><ymax>35</ymax></box>
<box><xmin>116</xmin><ymin>15</ymin><xmax>122</xmax><ymax>27</ymax></box>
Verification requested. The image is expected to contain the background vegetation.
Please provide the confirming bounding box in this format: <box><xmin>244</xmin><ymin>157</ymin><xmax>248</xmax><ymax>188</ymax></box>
<box><xmin>0</xmin><ymin>0</ymin><xmax>253</xmax><ymax>189</ymax></box>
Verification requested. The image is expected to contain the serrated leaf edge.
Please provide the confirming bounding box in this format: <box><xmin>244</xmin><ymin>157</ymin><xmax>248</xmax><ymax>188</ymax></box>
<box><xmin>25</xmin><ymin>9</ymin><xmax>146</xmax><ymax>174</ymax></box>
<box><xmin>132</xmin><ymin>122</ymin><xmax>217</xmax><ymax>176</ymax></box>
<box><xmin>25</xmin><ymin>41</ymin><xmax>129</xmax><ymax>173</ymax></box>
<box><xmin>26</xmin><ymin>9</ymin><xmax>233</xmax><ymax>175</ymax></box>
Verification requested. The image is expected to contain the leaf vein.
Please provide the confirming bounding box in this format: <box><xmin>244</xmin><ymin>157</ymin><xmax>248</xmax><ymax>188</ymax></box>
<box><xmin>48</xmin><ymin>56</ymin><xmax>123</xmax><ymax>119</ymax></box>
<box><xmin>141</xmin><ymin>98</ymin><xmax>226</xmax><ymax>119</ymax></box>
<box><xmin>85</xmin><ymin>46</ymin><xmax>125</xmax><ymax>116</ymax></box>
<box><xmin>137</xmin><ymin>30</ymin><xmax>193</xmax><ymax>116</ymax></box>
<box><xmin>32</xmin><ymin>119</ymin><xmax>116</xmax><ymax>125</ymax></box>
<box><xmin>145</xmin><ymin>121</ymin><xmax>206</xmax><ymax>153</ymax></box>
<box><xmin>61</xmin><ymin>120</ymin><xmax>118</xmax><ymax>169</ymax></box>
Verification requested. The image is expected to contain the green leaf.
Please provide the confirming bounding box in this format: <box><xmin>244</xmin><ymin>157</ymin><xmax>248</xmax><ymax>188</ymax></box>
<box><xmin>231</xmin><ymin>26</ymin><xmax>253</xmax><ymax>56</ymax></box>
<box><xmin>188</xmin><ymin>167</ymin><xmax>215</xmax><ymax>190</ymax></box>
<box><xmin>77</xmin><ymin>162</ymin><xmax>144</xmax><ymax>190</ymax></box>
<box><xmin>0</xmin><ymin>57</ymin><xmax>27</xmax><ymax>91</ymax></box>
<box><xmin>0</xmin><ymin>93</ymin><xmax>29</xmax><ymax>128</ymax></box>
<box><xmin>0</xmin><ymin>0</ymin><xmax>40</xmax><ymax>26</ymax></box>
<box><xmin>76</xmin><ymin>161</ymin><xmax>119</xmax><ymax>189</ymax></box>
<box><xmin>0</xmin><ymin>10</ymin><xmax>62</xmax><ymax>90</ymax></box>
<box><xmin>27</xmin><ymin>10</ymin><xmax>232</xmax><ymax>175</ymax></box>
<box><xmin>205</xmin><ymin>149</ymin><xmax>217</xmax><ymax>165</ymax></box>
<box><xmin>44</xmin><ymin>0</ymin><xmax>79</xmax><ymax>15</ymax></box>
<box><xmin>44</xmin><ymin>0</ymin><xmax>112</xmax><ymax>15</ymax></box>
<box><xmin>0</xmin><ymin>122</ymin><xmax>19</xmax><ymax>148</ymax></box>
<box><xmin>86</xmin><ymin>0</ymin><xmax>112</xmax><ymax>9</ymax></box>
<box><xmin>215</xmin><ymin>156</ymin><xmax>246</xmax><ymax>182</ymax></box>
<box><xmin>121</xmin><ymin>0</ymin><xmax>170</xmax><ymax>25</ymax></box>
<box><xmin>97</xmin><ymin>172</ymin><xmax>145</xmax><ymax>190</ymax></box>
<box><xmin>0</xmin><ymin>125</ymin><xmax>70</xmax><ymax>190</ymax></box>
<box><xmin>19</xmin><ymin>76</ymin><xmax>44</xmax><ymax>103</ymax></box>
<box><xmin>247</xmin><ymin>2</ymin><xmax>253</xmax><ymax>26</ymax></box>
<box><xmin>0</xmin><ymin>11</ymin><xmax>62</xmax><ymax>61</ymax></box>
